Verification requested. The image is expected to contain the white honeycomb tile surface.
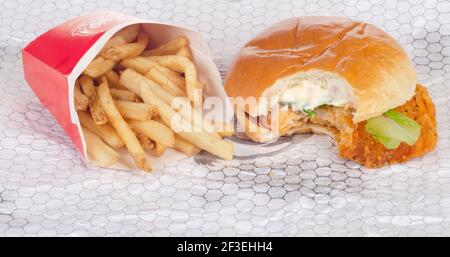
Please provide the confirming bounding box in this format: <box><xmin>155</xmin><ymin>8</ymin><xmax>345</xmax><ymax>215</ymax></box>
<box><xmin>0</xmin><ymin>0</ymin><xmax>450</xmax><ymax>236</ymax></box>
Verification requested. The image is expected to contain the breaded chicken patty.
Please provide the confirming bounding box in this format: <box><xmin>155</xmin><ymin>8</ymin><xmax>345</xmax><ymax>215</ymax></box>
<box><xmin>339</xmin><ymin>85</ymin><xmax>437</xmax><ymax>168</ymax></box>
<box><xmin>262</xmin><ymin>85</ymin><xmax>437</xmax><ymax>168</ymax></box>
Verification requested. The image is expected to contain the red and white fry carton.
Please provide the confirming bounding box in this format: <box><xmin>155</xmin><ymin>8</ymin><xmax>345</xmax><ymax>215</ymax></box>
<box><xmin>22</xmin><ymin>11</ymin><xmax>233</xmax><ymax>170</ymax></box>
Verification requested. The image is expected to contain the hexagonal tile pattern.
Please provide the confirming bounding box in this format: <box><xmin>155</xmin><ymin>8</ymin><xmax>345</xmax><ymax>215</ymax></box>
<box><xmin>0</xmin><ymin>0</ymin><xmax>450</xmax><ymax>236</ymax></box>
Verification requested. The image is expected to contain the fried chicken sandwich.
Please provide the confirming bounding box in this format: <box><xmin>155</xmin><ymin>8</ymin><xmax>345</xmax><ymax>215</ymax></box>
<box><xmin>225</xmin><ymin>17</ymin><xmax>437</xmax><ymax>168</ymax></box>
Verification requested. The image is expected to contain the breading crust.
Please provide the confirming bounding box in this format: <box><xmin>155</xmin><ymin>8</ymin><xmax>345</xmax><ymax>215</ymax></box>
<box><xmin>338</xmin><ymin>85</ymin><xmax>437</xmax><ymax>168</ymax></box>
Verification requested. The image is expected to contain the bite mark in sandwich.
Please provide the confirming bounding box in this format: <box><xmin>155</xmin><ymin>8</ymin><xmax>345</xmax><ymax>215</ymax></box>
<box><xmin>225</xmin><ymin>16</ymin><xmax>437</xmax><ymax>168</ymax></box>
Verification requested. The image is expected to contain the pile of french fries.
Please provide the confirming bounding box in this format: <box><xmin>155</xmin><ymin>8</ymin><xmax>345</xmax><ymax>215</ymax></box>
<box><xmin>74</xmin><ymin>24</ymin><xmax>234</xmax><ymax>171</ymax></box>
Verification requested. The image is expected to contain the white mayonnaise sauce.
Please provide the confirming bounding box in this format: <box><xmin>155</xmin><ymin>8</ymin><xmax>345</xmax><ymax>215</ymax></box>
<box><xmin>265</xmin><ymin>70</ymin><xmax>354</xmax><ymax>113</ymax></box>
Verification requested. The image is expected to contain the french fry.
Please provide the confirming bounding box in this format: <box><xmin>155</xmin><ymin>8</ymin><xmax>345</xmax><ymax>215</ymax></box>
<box><xmin>120</xmin><ymin>69</ymin><xmax>218</xmax><ymax>136</ymax></box>
<box><xmin>121</xmin><ymin>57</ymin><xmax>185</xmax><ymax>89</ymax></box>
<box><xmin>149</xmin><ymin>55</ymin><xmax>201</xmax><ymax>107</ymax></box>
<box><xmin>142</xmin><ymin>36</ymin><xmax>188</xmax><ymax>56</ymax></box>
<box><xmin>120</xmin><ymin>68</ymin><xmax>220</xmax><ymax>138</ymax></box>
<box><xmin>138</xmin><ymin>82</ymin><xmax>233</xmax><ymax>160</ymax></box>
<box><xmin>120</xmin><ymin>56</ymin><xmax>154</xmax><ymax>74</ymax></box>
<box><xmin>197</xmin><ymin>81</ymin><xmax>205</xmax><ymax>91</ymax></box>
<box><xmin>114</xmin><ymin>100</ymin><xmax>156</xmax><ymax>121</ymax></box>
<box><xmin>154</xmin><ymin>64</ymin><xmax>186</xmax><ymax>90</ymax></box>
<box><xmin>170</xmin><ymin>95</ymin><xmax>221</xmax><ymax>138</ymax></box>
<box><xmin>78</xmin><ymin>111</ymin><xmax>124</xmax><ymax>149</ymax></box>
<box><xmin>110</xmin><ymin>88</ymin><xmax>139</xmax><ymax>102</ymax></box>
<box><xmin>218</xmin><ymin>131</ymin><xmax>234</xmax><ymax>137</ymax></box>
<box><xmin>173</xmin><ymin>134</ymin><xmax>201</xmax><ymax>156</ymax></box>
<box><xmin>102</xmin><ymin>24</ymin><xmax>141</xmax><ymax>50</ymax></box>
<box><xmin>101</xmin><ymin>32</ymin><xmax>150</xmax><ymax>61</ymax></box>
<box><xmin>176</xmin><ymin>46</ymin><xmax>192</xmax><ymax>60</ymax></box>
<box><xmin>82</xmin><ymin>126</ymin><xmax>119</xmax><ymax>167</ymax></box>
<box><xmin>148</xmin><ymin>141</ymin><xmax>168</xmax><ymax>157</ymax></box>
<box><xmin>96</xmin><ymin>77</ymin><xmax>151</xmax><ymax>171</ymax></box>
<box><xmin>129</xmin><ymin>120</ymin><xmax>175</xmax><ymax>147</ymax></box>
<box><xmin>119</xmin><ymin>68</ymin><xmax>174</xmax><ymax>103</ymax></box>
<box><xmin>135</xmin><ymin>132</ymin><xmax>154</xmax><ymax>150</ymax></box>
<box><xmin>74</xmin><ymin>80</ymin><xmax>89</xmax><ymax>111</ymax></box>
<box><xmin>79</xmin><ymin>75</ymin><xmax>108</xmax><ymax>125</ymax></box>
<box><xmin>196</xmin><ymin>80</ymin><xmax>205</xmax><ymax>103</ymax></box>
<box><xmin>83</xmin><ymin>56</ymin><xmax>116</xmax><ymax>78</ymax></box>
<box><xmin>146</xmin><ymin>68</ymin><xmax>186</xmax><ymax>97</ymax></box>
<box><xmin>105</xmin><ymin>70</ymin><xmax>127</xmax><ymax>90</ymax></box>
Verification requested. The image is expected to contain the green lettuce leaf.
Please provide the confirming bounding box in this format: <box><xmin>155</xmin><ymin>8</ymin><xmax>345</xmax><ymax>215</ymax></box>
<box><xmin>365</xmin><ymin>110</ymin><xmax>421</xmax><ymax>149</ymax></box>
<box><xmin>384</xmin><ymin>110</ymin><xmax>421</xmax><ymax>145</ymax></box>
<box><xmin>303</xmin><ymin>109</ymin><xmax>316</xmax><ymax>118</ymax></box>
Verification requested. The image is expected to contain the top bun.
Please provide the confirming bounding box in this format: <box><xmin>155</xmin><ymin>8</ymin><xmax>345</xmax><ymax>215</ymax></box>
<box><xmin>224</xmin><ymin>16</ymin><xmax>417</xmax><ymax>122</ymax></box>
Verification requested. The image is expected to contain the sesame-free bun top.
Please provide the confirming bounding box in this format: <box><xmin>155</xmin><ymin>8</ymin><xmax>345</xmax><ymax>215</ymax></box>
<box><xmin>224</xmin><ymin>16</ymin><xmax>417</xmax><ymax>122</ymax></box>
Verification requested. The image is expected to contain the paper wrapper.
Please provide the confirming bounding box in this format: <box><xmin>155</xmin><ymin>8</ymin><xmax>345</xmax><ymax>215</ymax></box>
<box><xmin>22</xmin><ymin>11</ymin><xmax>233</xmax><ymax>170</ymax></box>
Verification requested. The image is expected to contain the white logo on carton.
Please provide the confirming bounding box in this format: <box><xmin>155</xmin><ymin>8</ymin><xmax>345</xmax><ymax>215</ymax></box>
<box><xmin>71</xmin><ymin>17</ymin><xmax>113</xmax><ymax>36</ymax></box>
